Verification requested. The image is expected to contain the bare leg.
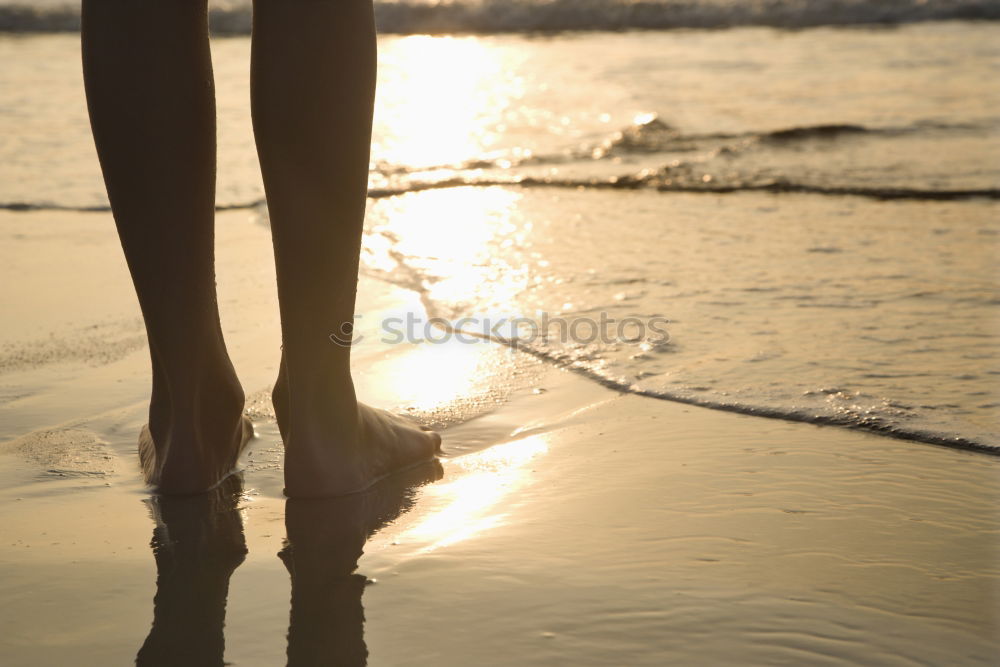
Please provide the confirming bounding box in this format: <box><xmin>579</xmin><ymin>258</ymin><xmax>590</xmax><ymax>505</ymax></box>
<box><xmin>251</xmin><ymin>0</ymin><xmax>439</xmax><ymax>497</ymax></box>
<box><xmin>82</xmin><ymin>0</ymin><xmax>251</xmax><ymax>494</ymax></box>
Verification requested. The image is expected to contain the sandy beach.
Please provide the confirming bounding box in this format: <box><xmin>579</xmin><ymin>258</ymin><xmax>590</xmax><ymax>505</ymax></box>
<box><xmin>1</xmin><ymin>205</ymin><xmax>997</xmax><ymax>665</ymax></box>
<box><xmin>2</xmin><ymin>8</ymin><xmax>1000</xmax><ymax>665</ymax></box>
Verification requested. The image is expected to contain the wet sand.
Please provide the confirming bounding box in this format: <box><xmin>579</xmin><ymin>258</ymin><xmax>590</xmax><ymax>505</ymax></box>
<box><xmin>1</xmin><ymin>208</ymin><xmax>998</xmax><ymax>665</ymax></box>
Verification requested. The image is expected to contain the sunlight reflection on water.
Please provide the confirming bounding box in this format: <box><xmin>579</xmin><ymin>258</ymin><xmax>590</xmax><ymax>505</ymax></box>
<box><xmin>374</xmin><ymin>35</ymin><xmax>525</xmax><ymax>169</ymax></box>
<box><xmin>398</xmin><ymin>434</ymin><xmax>550</xmax><ymax>552</ymax></box>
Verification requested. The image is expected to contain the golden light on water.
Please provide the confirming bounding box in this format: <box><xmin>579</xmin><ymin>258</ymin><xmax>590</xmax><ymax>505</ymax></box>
<box><xmin>376</xmin><ymin>337</ymin><xmax>497</xmax><ymax>413</ymax></box>
<box><xmin>366</xmin><ymin>187</ymin><xmax>530</xmax><ymax>310</ymax></box>
<box><xmin>375</xmin><ymin>36</ymin><xmax>524</xmax><ymax>168</ymax></box>
<box><xmin>361</xmin><ymin>39</ymin><xmax>555</xmax><ymax>555</ymax></box>
<box><xmin>398</xmin><ymin>435</ymin><xmax>550</xmax><ymax>552</ymax></box>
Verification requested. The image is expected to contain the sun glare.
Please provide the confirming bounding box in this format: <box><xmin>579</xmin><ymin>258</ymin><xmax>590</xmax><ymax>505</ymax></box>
<box><xmin>374</xmin><ymin>36</ymin><xmax>524</xmax><ymax>168</ymax></box>
<box><xmin>367</xmin><ymin>187</ymin><xmax>530</xmax><ymax>313</ymax></box>
<box><xmin>374</xmin><ymin>337</ymin><xmax>497</xmax><ymax>413</ymax></box>
<box><xmin>399</xmin><ymin>435</ymin><xmax>551</xmax><ymax>552</ymax></box>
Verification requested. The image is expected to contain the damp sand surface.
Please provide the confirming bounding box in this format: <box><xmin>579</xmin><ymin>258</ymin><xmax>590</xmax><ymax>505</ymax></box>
<box><xmin>0</xmin><ymin>209</ymin><xmax>998</xmax><ymax>665</ymax></box>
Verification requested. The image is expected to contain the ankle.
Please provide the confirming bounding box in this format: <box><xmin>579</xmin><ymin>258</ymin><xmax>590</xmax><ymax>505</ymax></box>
<box><xmin>280</xmin><ymin>359</ymin><xmax>355</xmax><ymax>408</ymax></box>
<box><xmin>149</xmin><ymin>363</ymin><xmax>245</xmax><ymax>435</ymax></box>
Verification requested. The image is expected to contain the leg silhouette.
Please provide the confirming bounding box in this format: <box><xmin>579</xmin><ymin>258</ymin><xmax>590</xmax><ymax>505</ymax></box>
<box><xmin>281</xmin><ymin>460</ymin><xmax>443</xmax><ymax>666</ymax></box>
<box><xmin>84</xmin><ymin>0</ymin><xmax>437</xmax><ymax>495</ymax></box>
<box><xmin>136</xmin><ymin>475</ymin><xmax>248</xmax><ymax>666</ymax></box>
<box><xmin>251</xmin><ymin>0</ymin><xmax>439</xmax><ymax>498</ymax></box>
<box><xmin>82</xmin><ymin>0</ymin><xmax>252</xmax><ymax>494</ymax></box>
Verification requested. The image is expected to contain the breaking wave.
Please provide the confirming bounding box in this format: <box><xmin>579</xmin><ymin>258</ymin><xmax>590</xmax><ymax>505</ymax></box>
<box><xmin>4</xmin><ymin>116</ymin><xmax>998</xmax><ymax>212</ymax></box>
<box><xmin>2</xmin><ymin>0</ymin><xmax>999</xmax><ymax>34</ymax></box>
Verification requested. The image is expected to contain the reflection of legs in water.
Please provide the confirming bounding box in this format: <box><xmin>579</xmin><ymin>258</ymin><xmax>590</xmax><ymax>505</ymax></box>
<box><xmin>251</xmin><ymin>0</ymin><xmax>440</xmax><ymax>498</ymax></box>
<box><xmin>81</xmin><ymin>0</ymin><xmax>252</xmax><ymax>494</ymax></box>
<box><xmin>136</xmin><ymin>475</ymin><xmax>247</xmax><ymax>666</ymax></box>
<box><xmin>281</xmin><ymin>461</ymin><xmax>443</xmax><ymax>666</ymax></box>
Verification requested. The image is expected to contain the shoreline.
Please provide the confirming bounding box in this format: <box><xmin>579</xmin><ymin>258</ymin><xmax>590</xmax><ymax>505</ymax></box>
<box><xmin>1</xmin><ymin>202</ymin><xmax>996</xmax><ymax>457</ymax></box>
<box><xmin>0</xmin><ymin>207</ymin><xmax>998</xmax><ymax>664</ymax></box>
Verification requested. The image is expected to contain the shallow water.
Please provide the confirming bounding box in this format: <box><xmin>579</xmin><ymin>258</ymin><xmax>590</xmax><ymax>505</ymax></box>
<box><xmin>5</xmin><ymin>25</ymin><xmax>1000</xmax><ymax>206</ymax></box>
<box><xmin>2</xmin><ymin>24</ymin><xmax>998</xmax><ymax>447</ymax></box>
<box><xmin>364</xmin><ymin>188</ymin><xmax>1000</xmax><ymax>450</ymax></box>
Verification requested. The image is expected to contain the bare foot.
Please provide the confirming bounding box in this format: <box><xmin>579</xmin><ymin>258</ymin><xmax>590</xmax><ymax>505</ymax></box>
<box><xmin>139</xmin><ymin>375</ymin><xmax>254</xmax><ymax>495</ymax></box>
<box><xmin>273</xmin><ymin>368</ymin><xmax>442</xmax><ymax>498</ymax></box>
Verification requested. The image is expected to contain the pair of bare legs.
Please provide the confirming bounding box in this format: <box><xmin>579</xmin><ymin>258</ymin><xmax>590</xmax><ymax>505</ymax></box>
<box><xmin>82</xmin><ymin>0</ymin><xmax>439</xmax><ymax>496</ymax></box>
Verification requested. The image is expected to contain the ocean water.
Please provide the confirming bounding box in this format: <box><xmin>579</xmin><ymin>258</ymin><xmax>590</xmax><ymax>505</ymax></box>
<box><xmin>1</xmin><ymin>14</ymin><xmax>998</xmax><ymax>450</ymax></box>
<box><xmin>2</xmin><ymin>0</ymin><xmax>1000</xmax><ymax>33</ymax></box>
